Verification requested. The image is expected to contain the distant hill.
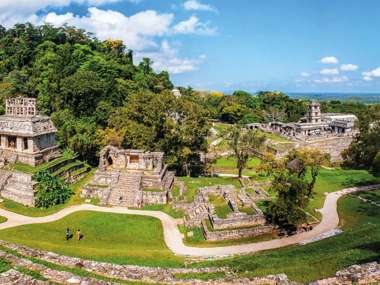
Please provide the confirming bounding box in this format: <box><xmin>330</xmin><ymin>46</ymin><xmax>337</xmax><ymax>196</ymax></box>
<box><xmin>288</xmin><ymin>93</ymin><xmax>380</xmax><ymax>104</ymax></box>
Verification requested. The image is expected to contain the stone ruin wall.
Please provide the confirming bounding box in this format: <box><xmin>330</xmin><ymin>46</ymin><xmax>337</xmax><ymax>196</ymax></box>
<box><xmin>2</xmin><ymin>240</ymin><xmax>380</xmax><ymax>285</ymax></box>
<box><xmin>142</xmin><ymin>191</ymin><xmax>168</xmax><ymax>205</ymax></box>
<box><xmin>299</xmin><ymin>136</ymin><xmax>354</xmax><ymax>162</ymax></box>
<box><xmin>0</xmin><ymin>170</ymin><xmax>35</xmax><ymax>206</ymax></box>
<box><xmin>202</xmin><ymin>221</ymin><xmax>274</xmax><ymax>241</ymax></box>
<box><xmin>210</xmin><ymin>213</ymin><xmax>267</xmax><ymax>230</ymax></box>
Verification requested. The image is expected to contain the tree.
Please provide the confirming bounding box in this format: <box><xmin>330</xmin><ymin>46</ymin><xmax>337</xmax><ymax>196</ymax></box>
<box><xmin>108</xmin><ymin>90</ymin><xmax>209</xmax><ymax>175</ymax></box>
<box><xmin>289</xmin><ymin>148</ymin><xmax>329</xmax><ymax>196</ymax></box>
<box><xmin>269</xmin><ymin>172</ymin><xmax>310</xmax><ymax>228</ymax></box>
<box><xmin>225</xmin><ymin>126</ymin><xmax>266</xmax><ymax>178</ymax></box>
<box><xmin>268</xmin><ymin>149</ymin><xmax>326</xmax><ymax>229</ymax></box>
<box><xmin>34</xmin><ymin>170</ymin><xmax>72</xmax><ymax>208</ymax></box>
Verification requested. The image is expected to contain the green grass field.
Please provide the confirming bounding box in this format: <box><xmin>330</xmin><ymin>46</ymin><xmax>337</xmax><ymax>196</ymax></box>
<box><xmin>178</xmin><ymin>176</ymin><xmax>241</xmax><ymax>202</ymax></box>
<box><xmin>0</xmin><ymin>211</ymin><xmax>183</xmax><ymax>267</ymax></box>
<box><xmin>210</xmin><ymin>156</ymin><xmax>261</xmax><ymax>176</ymax></box>
<box><xmin>208</xmin><ymin>194</ymin><xmax>233</xmax><ymax>218</ymax></box>
<box><xmin>307</xmin><ymin>167</ymin><xmax>379</xmax><ymax>217</ymax></box>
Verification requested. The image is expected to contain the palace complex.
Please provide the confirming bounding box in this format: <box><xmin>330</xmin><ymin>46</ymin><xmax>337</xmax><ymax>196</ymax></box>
<box><xmin>247</xmin><ymin>101</ymin><xmax>359</xmax><ymax>161</ymax></box>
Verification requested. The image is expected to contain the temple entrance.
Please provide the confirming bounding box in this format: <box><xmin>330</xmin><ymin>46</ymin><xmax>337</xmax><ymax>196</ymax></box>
<box><xmin>107</xmin><ymin>155</ymin><xmax>113</xmax><ymax>166</ymax></box>
<box><xmin>129</xmin><ymin>155</ymin><xmax>139</xmax><ymax>164</ymax></box>
<box><xmin>7</xmin><ymin>136</ymin><xmax>16</xmax><ymax>149</ymax></box>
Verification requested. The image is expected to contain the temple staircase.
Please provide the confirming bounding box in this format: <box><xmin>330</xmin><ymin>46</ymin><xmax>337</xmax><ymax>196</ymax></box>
<box><xmin>107</xmin><ymin>171</ymin><xmax>143</xmax><ymax>207</ymax></box>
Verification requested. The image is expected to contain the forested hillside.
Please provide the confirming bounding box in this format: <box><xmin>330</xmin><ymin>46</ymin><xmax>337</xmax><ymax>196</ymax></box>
<box><xmin>0</xmin><ymin>23</ymin><xmax>209</xmax><ymax>175</ymax></box>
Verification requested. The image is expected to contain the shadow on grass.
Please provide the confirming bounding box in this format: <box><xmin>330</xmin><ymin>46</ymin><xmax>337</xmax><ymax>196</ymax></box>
<box><xmin>355</xmin><ymin>242</ymin><xmax>380</xmax><ymax>264</ymax></box>
<box><xmin>342</xmin><ymin>177</ymin><xmax>379</xmax><ymax>187</ymax></box>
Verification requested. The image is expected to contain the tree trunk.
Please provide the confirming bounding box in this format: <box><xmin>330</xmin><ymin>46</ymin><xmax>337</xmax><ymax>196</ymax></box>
<box><xmin>238</xmin><ymin>167</ymin><xmax>243</xmax><ymax>178</ymax></box>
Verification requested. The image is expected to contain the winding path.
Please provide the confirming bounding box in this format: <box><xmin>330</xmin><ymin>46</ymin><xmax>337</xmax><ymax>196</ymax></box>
<box><xmin>0</xmin><ymin>184</ymin><xmax>379</xmax><ymax>258</ymax></box>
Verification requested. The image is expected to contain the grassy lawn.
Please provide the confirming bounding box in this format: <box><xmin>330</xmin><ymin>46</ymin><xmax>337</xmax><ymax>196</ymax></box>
<box><xmin>0</xmin><ymin>170</ymin><xmax>94</xmax><ymax>217</ymax></box>
<box><xmin>210</xmin><ymin>156</ymin><xmax>261</xmax><ymax>176</ymax></box>
<box><xmin>208</xmin><ymin>194</ymin><xmax>232</xmax><ymax>218</ymax></box>
<box><xmin>202</xmin><ymin>188</ymin><xmax>380</xmax><ymax>283</ymax></box>
<box><xmin>138</xmin><ymin>204</ymin><xmax>185</xmax><ymax>219</ymax></box>
<box><xmin>307</xmin><ymin>167</ymin><xmax>379</xmax><ymax>217</ymax></box>
<box><xmin>0</xmin><ymin>211</ymin><xmax>183</xmax><ymax>267</ymax></box>
<box><xmin>178</xmin><ymin>176</ymin><xmax>241</xmax><ymax>202</ymax></box>
<box><xmin>256</xmin><ymin>129</ymin><xmax>292</xmax><ymax>143</ymax></box>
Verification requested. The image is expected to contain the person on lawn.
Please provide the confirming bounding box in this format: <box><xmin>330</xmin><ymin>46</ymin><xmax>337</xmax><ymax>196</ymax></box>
<box><xmin>76</xmin><ymin>229</ymin><xmax>82</xmax><ymax>241</ymax></box>
<box><xmin>65</xmin><ymin>228</ymin><xmax>71</xmax><ymax>241</ymax></box>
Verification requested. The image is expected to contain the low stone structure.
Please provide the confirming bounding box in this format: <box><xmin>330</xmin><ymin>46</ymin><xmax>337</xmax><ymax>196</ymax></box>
<box><xmin>0</xmin><ymin>170</ymin><xmax>36</xmax><ymax>206</ymax></box>
<box><xmin>177</xmin><ymin>184</ymin><xmax>273</xmax><ymax>241</ymax></box>
<box><xmin>82</xmin><ymin>145</ymin><xmax>175</xmax><ymax>207</ymax></box>
<box><xmin>203</xmin><ymin>222</ymin><xmax>273</xmax><ymax>241</ymax></box>
<box><xmin>0</xmin><ymin>97</ymin><xmax>60</xmax><ymax>167</ymax></box>
<box><xmin>246</xmin><ymin>101</ymin><xmax>359</xmax><ymax>162</ymax></box>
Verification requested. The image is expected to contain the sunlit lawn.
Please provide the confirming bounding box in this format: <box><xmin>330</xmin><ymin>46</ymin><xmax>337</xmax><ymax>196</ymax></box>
<box><xmin>0</xmin><ymin>211</ymin><xmax>183</xmax><ymax>267</ymax></box>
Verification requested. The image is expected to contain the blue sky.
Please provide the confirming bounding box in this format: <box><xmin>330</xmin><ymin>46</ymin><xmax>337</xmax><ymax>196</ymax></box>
<box><xmin>1</xmin><ymin>0</ymin><xmax>380</xmax><ymax>93</ymax></box>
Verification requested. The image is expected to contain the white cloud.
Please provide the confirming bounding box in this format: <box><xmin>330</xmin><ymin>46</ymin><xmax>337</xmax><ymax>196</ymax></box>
<box><xmin>314</xmin><ymin>76</ymin><xmax>348</xmax><ymax>84</ymax></box>
<box><xmin>43</xmin><ymin>8</ymin><xmax>174</xmax><ymax>50</ymax></box>
<box><xmin>320</xmin><ymin>68</ymin><xmax>339</xmax><ymax>75</ymax></box>
<box><xmin>320</xmin><ymin>56</ymin><xmax>339</xmax><ymax>64</ymax></box>
<box><xmin>136</xmin><ymin>40</ymin><xmax>205</xmax><ymax>74</ymax></box>
<box><xmin>0</xmin><ymin>0</ymin><xmax>122</xmax><ymax>27</ymax></box>
<box><xmin>300</xmin><ymin>72</ymin><xmax>310</xmax><ymax>77</ymax></box>
<box><xmin>172</xmin><ymin>15</ymin><xmax>216</xmax><ymax>35</ymax></box>
<box><xmin>362</xmin><ymin>67</ymin><xmax>380</xmax><ymax>81</ymax></box>
<box><xmin>183</xmin><ymin>0</ymin><xmax>217</xmax><ymax>13</ymax></box>
<box><xmin>340</xmin><ymin>64</ymin><xmax>358</xmax><ymax>71</ymax></box>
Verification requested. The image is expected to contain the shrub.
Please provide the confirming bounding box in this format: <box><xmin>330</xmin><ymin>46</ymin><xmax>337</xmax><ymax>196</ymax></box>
<box><xmin>33</xmin><ymin>170</ymin><xmax>73</xmax><ymax>208</ymax></box>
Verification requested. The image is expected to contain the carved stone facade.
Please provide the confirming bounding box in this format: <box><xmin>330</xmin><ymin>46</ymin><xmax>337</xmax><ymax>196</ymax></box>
<box><xmin>0</xmin><ymin>97</ymin><xmax>60</xmax><ymax>166</ymax></box>
<box><xmin>82</xmin><ymin>146</ymin><xmax>175</xmax><ymax>207</ymax></box>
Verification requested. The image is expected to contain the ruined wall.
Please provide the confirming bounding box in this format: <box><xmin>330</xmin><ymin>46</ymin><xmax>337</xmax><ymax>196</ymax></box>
<box><xmin>299</xmin><ymin>136</ymin><xmax>354</xmax><ymax>162</ymax></box>
<box><xmin>203</xmin><ymin>222</ymin><xmax>274</xmax><ymax>241</ymax></box>
<box><xmin>210</xmin><ymin>213</ymin><xmax>266</xmax><ymax>230</ymax></box>
<box><xmin>142</xmin><ymin>190</ymin><xmax>167</xmax><ymax>205</ymax></box>
<box><xmin>0</xmin><ymin>170</ymin><xmax>36</xmax><ymax>206</ymax></box>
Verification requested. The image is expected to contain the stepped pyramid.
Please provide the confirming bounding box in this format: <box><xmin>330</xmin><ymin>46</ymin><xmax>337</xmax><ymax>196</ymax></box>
<box><xmin>82</xmin><ymin>146</ymin><xmax>175</xmax><ymax>208</ymax></box>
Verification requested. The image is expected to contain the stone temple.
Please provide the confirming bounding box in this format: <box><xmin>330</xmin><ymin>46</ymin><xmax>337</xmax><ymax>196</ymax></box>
<box><xmin>82</xmin><ymin>145</ymin><xmax>175</xmax><ymax>207</ymax></box>
<box><xmin>0</xmin><ymin>97</ymin><xmax>61</xmax><ymax>206</ymax></box>
<box><xmin>247</xmin><ymin>101</ymin><xmax>359</xmax><ymax>161</ymax></box>
<box><xmin>0</xmin><ymin>97</ymin><xmax>60</xmax><ymax>166</ymax></box>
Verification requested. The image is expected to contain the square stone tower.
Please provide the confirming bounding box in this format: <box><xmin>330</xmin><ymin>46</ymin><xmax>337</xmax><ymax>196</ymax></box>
<box><xmin>0</xmin><ymin>97</ymin><xmax>60</xmax><ymax>166</ymax></box>
<box><xmin>307</xmin><ymin>101</ymin><xmax>322</xmax><ymax>123</ymax></box>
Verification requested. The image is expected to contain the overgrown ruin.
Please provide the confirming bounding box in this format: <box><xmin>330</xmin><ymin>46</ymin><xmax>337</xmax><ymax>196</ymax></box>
<box><xmin>82</xmin><ymin>145</ymin><xmax>175</xmax><ymax>207</ymax></box>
